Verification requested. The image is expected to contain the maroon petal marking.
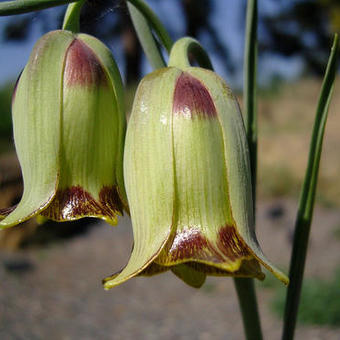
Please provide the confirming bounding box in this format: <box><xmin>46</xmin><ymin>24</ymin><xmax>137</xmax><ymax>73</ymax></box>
<box><xmin>41</xmin><ymin>185</ymin><xmax>123</xmax><ymax>222</ymax></box>
<box><xmin>156</xmin><ymin>227</ymin><xmax>224</xmax><ymax>264</ymax></box>
<box><xmin>99</xmin><ymin>185</ymin><xmax>124</xmax><ymax>216</ymax></box>
<box><xmin>138</xmin><ymin>262</ymin><xmax>169</xmax><ymax>277</ymax></box>
<box><xmin>0</xmin><ymin>205</ymin><xmax>16</xmax><ymax>218</ymax></box>
<box><xmin>11</xmin><ymin>70</ymin><xmax>23</xmax><ymax>105</ymax></box>
<box><xmin>156</xmin><ymin>224</ymin><xmax>254</xmax><ymax>268</ymax></box>
<box><xmin>64</xmin><ymin>39</ymin><xmax>107</xmax><ymax>87</ymax></box>
<box><xmin>217</xmin><ymin>225</ymin><xmax>251</xmax><ymax>261</ymax></box>
<box><xmin>173</xmin><ymin>72</ymin><xmax>217</xmax><ymax>119</ymax></box>
<box><xmin>186</xmin><ymin>260</ymin><xmax>264</xmax><ymax>280</ymax></box>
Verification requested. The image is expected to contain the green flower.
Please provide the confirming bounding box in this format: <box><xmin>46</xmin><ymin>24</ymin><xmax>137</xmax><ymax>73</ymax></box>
<box><xmin>104</xmin><ymin>66</ymin><xmax>288</xmax><ymax>289</ymax></box>
<box><xmin>0</xmin><ymin>30</ymin><xmax>127</xmax><ymax>228</ymax></box>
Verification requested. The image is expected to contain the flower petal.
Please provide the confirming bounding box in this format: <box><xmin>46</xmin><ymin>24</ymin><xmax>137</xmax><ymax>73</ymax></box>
<box><xmin>171</xmin><ymin>264</ymin><xmax>206</xmax><ymax>288</ymax></box>
<box><xmin>188</xmin><ymin>67</ymin><xmax>289</xmax><ymax>285</ymax></box>
<box><xmin>138</xmin><ymin>262</ymin><xmax>206</xmax><ymax>288</ymax></box>
<box><xmin>0</xmin><ymin>31</ymin><xmax>74</xmax><ymax>229</ymax></box>
<box><xmin>185</xmin><ymin>260</ymin><xmax>264</xmax><ymax>280</ymax></box>
<box><xmin>0</xmin><ymin>206</ymin><xmax>16</xmax><ymax>219</ymax></box>
<box><xmin>77</xmin><ymin>33</ymin><xmax>127</xmax><ymax>206</ymax></box>
<box><xmin>40</xmin><ymin>37</ymin><xmax>126</xmax><ymax>225</ymax></box>
<box><xmin>153</xmin><ymin>76</ymin><xmax>260</xmax><ymax>276</ymax></box>
<box><xmin>103</xmin><ymin>68</ymin><xmax>180</xmax><ymax>289</ymax></box>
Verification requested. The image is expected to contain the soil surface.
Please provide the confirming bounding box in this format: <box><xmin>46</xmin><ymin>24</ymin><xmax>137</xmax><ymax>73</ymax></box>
<box><xmin>0</xmin><ymin>199</ymin><xmax>340</xmax><ymax>340</ymax></box>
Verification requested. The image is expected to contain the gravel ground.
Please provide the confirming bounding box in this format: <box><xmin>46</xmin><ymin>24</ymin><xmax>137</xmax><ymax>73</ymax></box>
<box><xmin>0</xmin><ymin>199</ymin><xmax>340</xmax><ymax>340</ymax></box>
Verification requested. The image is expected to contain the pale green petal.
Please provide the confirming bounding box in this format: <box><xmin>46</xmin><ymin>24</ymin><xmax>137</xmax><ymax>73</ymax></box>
<box><xmin>187</xmin><ymin>67</ymin><xmax>288</xmax><ymax>285</ymax></box>
<box><xmin>171</xmin><ymin>264</ymin><xmax>206</xmax><ymax>288</ymax></box>
<box><xmin>155</xmin><ymin>76</ymin><xmax>256</xmax><ymax>274</ymax></box>
<box><xmin>0</xmin><ymin>31</ymin><xmax>74</xmax><ymax>229</ymax></box>
<box><xmin>42</xmin><ymin>36</ymin><xmax>125</xmax><ymax>225</ymax></box>
<box><xmin>186</xmin><ymin>260</ymin><xmax>264</xmax><ymax>280</ymax></box>
<box><xmin>104</xmin><ymin>68</ymin><xmax>180</xmax><ymax>289</ymax></box>
<box><xmin>77</xmin><ymin>33</ymin><xmax>127</xmax><ymax>207</ymax></box>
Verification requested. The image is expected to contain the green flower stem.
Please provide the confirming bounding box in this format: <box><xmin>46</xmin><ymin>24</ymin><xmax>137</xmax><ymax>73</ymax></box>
<box><xmin>126</xmin><ymin>0</ymin><xmax>173</xmax><ymax>53</ymax></box>
<box><xmin>127</xmin><ymin>2</ymin><xmax>166</xmax><ymax>69</ymax></box>
<box><xmin>234</xmin><ymin>278</ymin><xmax>262</xmax><ymax>340</ymax></box>
<box><xmin>0</xmin><ymin>0</ymin><xmax>80</xmax><ymax>16</ymax></box>
<box><xmin>62</xmin><ymin>0</ymin><xmax>85</xmax><ymax>33</ymax></box>
<box><xmin>282</xmin><ymin>34</ymin><xmax>339</xmax><ymax>340</ymax></box>
<box><xmin>168</xmin><ymin>37</ymin><xmax>213</xmax><ymax>70</ymax></box>
<box><xmin>244</xmin><ymin>0</ymin><xmax>258</xmax><ymax>208</ymax></box>
<box><xmin>233</xmin><ymin>1</ymin><xmax>263</xmax><ymax>340</ymax></box>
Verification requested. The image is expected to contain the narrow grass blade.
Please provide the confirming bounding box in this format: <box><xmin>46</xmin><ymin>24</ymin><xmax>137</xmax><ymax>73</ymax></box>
<box><xmin>244</xmin><ymin>0</ymin><xmax>258</xmax><ymax>205</ymax></box>
<box><xmin>282</xmin><ymin>34</ymin><xmax>339</xmax><ymax>340</ymax></box>
<box><xmin>62</xmin><ymin>0</ymin><xmax>85</xmax><ymax>33</ymax></box>
<box><xmin>0</xmin><ymin>0</ymin><xmax>79</xmax><ymax>16</ymax></box>
<box><xmin>233</xmin><ymin>1</ymin><xmax>263</xmax><ymax>340</ymax></box>
<box><xmin>127</xmin><ymin>2</ymin><xmax>166</xmax><ymax>69</ymax></box>
<box><xmin>127</xmin><ymin>0</ymin><xmax>173</xmax><ymax>53</ymax></box>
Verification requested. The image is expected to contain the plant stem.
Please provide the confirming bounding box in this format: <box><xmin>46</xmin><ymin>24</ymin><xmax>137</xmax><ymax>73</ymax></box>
<box><xmin>62</xmin><ymin>0</ymin><xmax>85</xmax><ymax>32</ymax></box>
<box><xmin>0</xmin><ymin>0</ymin><xmax>79</xmax><ymax>16</ymax></box>
<box><xmin>233</xmin><ymin>1</ymin><xmax>262</xmax><ymax>340</ymax></box>
<box><xmin>281</xmin><ymin>34</ymin><xmax>339</xmax><ymax>340</ymax></box>
<box><xmin>234</xmin><ymin>278</ymin><xmax>262</xmax><ymax>340</ymax></box>
<box><xmin>244</xmin><ymin>0</ymin><xmax>258</xmax><ymax>208</ymax></box>
<box><xmin>168</xmin><ymin>37</ymin><xmax>213</xmax><ymax>70</ymax></box>
<box><xmin>127</xmin><ymin>2</ymin><xmax>166</xmax><ymax>69</ymax></box>
<box><xmin>126</xmin><ymin>0</ymin><xmax>173</xmax><ymax>52</ymax></box>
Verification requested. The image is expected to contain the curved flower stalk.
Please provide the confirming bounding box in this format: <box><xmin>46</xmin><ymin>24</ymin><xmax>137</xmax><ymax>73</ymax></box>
<box><xmin>0</xmin><ymin>30</ymin><xmax>127</xmax><ymax>228</ymax></box>
<box><xmin>104</xmin><ymin>53</ymin><xmax>289</xmax><ymax>289</ymax></box>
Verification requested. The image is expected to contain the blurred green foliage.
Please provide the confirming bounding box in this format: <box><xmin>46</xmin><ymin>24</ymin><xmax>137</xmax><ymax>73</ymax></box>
<box><xmin>320</xmin><ymin>0</ymin><xmax>340</xmax><ymax>32</ymax></box>
<box><xmin>332</xmin><ymin>223</ymin><xmax>340</xmax><ymax>240</ymax></box>
<box><xmin>271</xmin><ymin>269</ymin><xmax>340</xmax><ymax>327</ymax></box>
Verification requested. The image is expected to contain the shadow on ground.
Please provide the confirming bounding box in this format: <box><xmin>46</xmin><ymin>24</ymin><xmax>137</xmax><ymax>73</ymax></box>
<box><xmin>1</xmin><ymin>199</ymin><xmax>340</xmax><ymax>339</ymax></box>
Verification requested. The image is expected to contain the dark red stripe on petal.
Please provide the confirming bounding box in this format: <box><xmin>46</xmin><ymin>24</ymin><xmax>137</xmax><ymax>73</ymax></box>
<box><xmin>99</xmin><ymin>186</ymin><xmax>124</xmax><ymax>216</ymax></box>
<box><xmin>186</xmin><ymin>260</ymin><xmax>264</xmax><ymax>280</ymax></box>
<box><xmin>41</xmin><ymin>185</ymin><xmax>123</xmax><ymax>222</ymax></box>
<box><xmin>11</xmin><ymin>70</ymin><xmax>22</xmax><ymax>105</ymax></box>
<box><xmin>0</xmin><ymin>205</ymin><xmax>16</xmax><ymax>218</ymax></box>
<box><xmin>161</xmin><ymin>227</ymin><xmax>224</xmax><ymax>263</ymax></box>
<box><xmin>217</xmin><ymin>225</ymin><xmax>251</xmax><ymax>261</ymax></box>
<box><xmin>155</xmin><ymin>225</ymin><xmax>254</xmax><ymax>269</ymax></box>
<box><xmin>173</xmin><ymin>72</ymin><xmax>217</xmax><ymax>119</ymax></box>
<box><xmin>64</xmin><ymin>39</ymin><xmax>107</xmax><ymax>87</ymax></box>
<box><xmin>138</xmin><ymin>263</ymin><xmax>169</xmax><ymax>277</ymax></box>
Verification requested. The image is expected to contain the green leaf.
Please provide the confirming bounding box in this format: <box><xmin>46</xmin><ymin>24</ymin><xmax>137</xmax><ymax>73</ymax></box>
<box><xmin>282</xmin><ymin>33</ymin><xmax>339</xmax><ymax>340</ymax></box>
<box><xmin>127</xmin><ymin>2</ymin><xmax>166</xmax><ymax>69</ymax></box>
<box><xmin>0</xmin><ymin>0</ymin><xmax>80</xmax><ymax>16</ymax></box>
<box><xmin>127</xmin><ymin>0</ymin><xmax>173</xmax><ymax>53</ymax></box>
<box><xmin>62</xmin><ymin>0</ymin><xmax>85</xmax><ymax>33</ymax></box>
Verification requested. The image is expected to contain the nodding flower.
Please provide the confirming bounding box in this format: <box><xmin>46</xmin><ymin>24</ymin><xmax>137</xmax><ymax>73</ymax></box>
<box><xmin>104</xmin><ymin>54</ymin><xmax>289</xmax><ymax>289</ymax></box>
<box><xmin>0</xmin><ymin>30</ymin><xmax>128</xmax><ymax>228</ymax></box>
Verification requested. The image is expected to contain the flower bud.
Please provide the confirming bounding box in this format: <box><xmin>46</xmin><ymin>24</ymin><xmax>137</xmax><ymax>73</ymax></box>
<box><xmin>0</xmin><ymin>30</ymin><xmax>127</xmax><ymax>228</ymax></box>
<box><xmin>104</xmin><ymin>66</ymin><xmax>288</xmax><ymax>289</ymax></box>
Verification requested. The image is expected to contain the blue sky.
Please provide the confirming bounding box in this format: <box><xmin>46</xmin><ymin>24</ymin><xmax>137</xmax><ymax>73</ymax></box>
<box><xmin>0</xmin><ymin>0</ymin><xmax>304</xmax><ymax>88</ymax></box>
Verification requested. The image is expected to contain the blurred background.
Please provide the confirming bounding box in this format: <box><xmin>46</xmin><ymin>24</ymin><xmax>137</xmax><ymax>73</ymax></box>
<box><xmin>0</xmin><ymin>0</ymin><xmax>340</xmax><ymax>339</ymax></box>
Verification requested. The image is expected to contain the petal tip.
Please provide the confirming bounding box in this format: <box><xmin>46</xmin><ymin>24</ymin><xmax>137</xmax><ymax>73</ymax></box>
<box><xmin>64</xmin><ymin>39</ymin><xmax>107</xmax><ymax>87</ymax></box>
<box><xmin>41</xmin><ymin>185</ymin><xmax>123</xmax><ymax>223</ymax></box>
<box><xmin>173</xmin><ymin>72</ymin><xmax>217</xmax><ymax>119</ymax></box>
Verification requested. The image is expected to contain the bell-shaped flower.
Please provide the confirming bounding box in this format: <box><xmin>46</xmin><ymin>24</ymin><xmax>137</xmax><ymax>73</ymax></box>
<box><xmin>0</xmin><ymin>30</ymin><xmax>127</xmax><ymax>228</ymax></box>
<box><xmin>103</xmin><ymin>66</ymin><xmax>289</xmax><ymax>289</ymax></box>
